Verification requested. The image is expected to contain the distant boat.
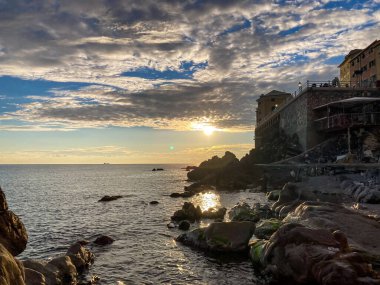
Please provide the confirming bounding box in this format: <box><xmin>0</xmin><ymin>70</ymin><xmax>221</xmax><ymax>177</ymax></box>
<box><xmin>103</xmin><ymin>163</ymin><xmax>110</xmax><ymax>165</ymax></box>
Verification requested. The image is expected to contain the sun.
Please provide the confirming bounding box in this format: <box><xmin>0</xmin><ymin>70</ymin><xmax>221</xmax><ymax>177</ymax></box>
<box><xmin>203</xmin><ymin>125</ymin><xmax>216</xmax><ymax>136</ymax></box>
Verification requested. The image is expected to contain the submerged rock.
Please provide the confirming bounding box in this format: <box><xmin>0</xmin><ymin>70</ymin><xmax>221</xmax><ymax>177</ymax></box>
<box><xmin>93</xmin><ymin>235</ymin><xmax>114</xmax><ymax>246</ymax></box>
<box><xmin>149</xmin><ymin>201</ymin><xmax>159</xmax><ymax>205</ymax></box>
<box><xmin>98</xmin><ymin>195</ymin><xmax>123</xmax><ymax>202</ymax></box>
<box><xmin>177</xmin><ymin>221</ymin><xmax>255</xmax><ymax>252</ymax></box>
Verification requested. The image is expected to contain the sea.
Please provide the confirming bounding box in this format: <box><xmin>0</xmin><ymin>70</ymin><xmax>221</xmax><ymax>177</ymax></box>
<box><xmin>0</xmin><ymin>164</ymin><xmax>267</xmax><ymax>285</ymax></box>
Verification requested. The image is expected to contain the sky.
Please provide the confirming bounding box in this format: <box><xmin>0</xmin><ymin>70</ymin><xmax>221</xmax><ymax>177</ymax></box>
<box><xmin>0</xmin><ymin>0</ymin><xmax>379</xmax><ymax>164</ymax></box>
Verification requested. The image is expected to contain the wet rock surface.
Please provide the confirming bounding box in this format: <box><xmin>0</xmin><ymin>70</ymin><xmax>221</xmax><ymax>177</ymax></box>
<box><xmin>93</xmin><ymin>235</ymin><xmax>114</xmax><ymax>246</ymax></box>
<box><xmin>0</xmin><ymin>187</ymin><xmax>28</xmax><ymax>256</ymax></box>
<box><xmin>177</xmin><ymin>221</ymin><xmax>255</xmax><ymax>252</ymax></box>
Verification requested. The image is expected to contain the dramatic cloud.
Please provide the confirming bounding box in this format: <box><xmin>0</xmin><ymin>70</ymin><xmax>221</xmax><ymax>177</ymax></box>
<box><xmin>0</xmin><ymin>0</ymin><xmax>379</xmax><ymax>132</ymax></box>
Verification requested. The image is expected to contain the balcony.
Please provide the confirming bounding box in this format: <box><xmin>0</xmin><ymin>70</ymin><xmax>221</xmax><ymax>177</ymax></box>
<box><xmin>315</xmin><ymin>112</ymin><xmax>380</xmax><ymax>131</ymax></box>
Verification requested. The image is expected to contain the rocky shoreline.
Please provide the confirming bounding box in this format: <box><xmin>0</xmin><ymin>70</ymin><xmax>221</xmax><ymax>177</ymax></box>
<box><xmin>169</xmin><ymin>160</ymin><xmax>380</xmax><ymax>285</ymax></box>
<box><xmin>0</xmin><ymin>186</ymin><xmax>111</xmax><ymax>285</ymax></box>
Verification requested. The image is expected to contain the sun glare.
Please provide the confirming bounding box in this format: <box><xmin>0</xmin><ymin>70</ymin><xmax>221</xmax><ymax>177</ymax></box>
<box><xmin>203</xmin><ymin>126</ymin><xmax>215</xmax><ymax>136</ymax></box>
<box><xmin>191</xmin><ymin>122</ymin><xmax>217</xmax><ymax>136</ymax></box>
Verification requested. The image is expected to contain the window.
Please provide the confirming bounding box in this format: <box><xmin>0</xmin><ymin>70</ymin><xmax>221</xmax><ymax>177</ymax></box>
<box><xmin>362</xmin><ymin>53</ymin><xmax>365</xmax><ymax>58</ymax></box>
<box><xmin>369</xmin><ymin>60</ymin><xmax>376</xmax><ymax>68</ymax></box>
<box><xmin>271</xmin><ymin>98</ymin><xmax>275</xmax><ymax>102</ymax></box>
<box><xmin>351</xmin><ymin>61</ymin><xmax>355</xmax><ymax>66</ymax></box>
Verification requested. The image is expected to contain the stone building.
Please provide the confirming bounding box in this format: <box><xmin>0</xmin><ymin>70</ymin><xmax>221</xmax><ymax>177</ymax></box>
<box><xmin>338</xmin><ymin>49</ymin><xmax>361</xmax><ymax>83</ymax></box>
<box><xmin>255</xmin><ymin>84</ymin><xmax>380</xmax><ymax>154</ymax></box>
<box><xmin>255</xmin><ymin>90</ymin><xmax>292</xmax><ymax>124</ymax></box>
<box><xmin>339</xmin><ymin>40</ymin><xmax>380</xmax><ymax>87</ymax></box>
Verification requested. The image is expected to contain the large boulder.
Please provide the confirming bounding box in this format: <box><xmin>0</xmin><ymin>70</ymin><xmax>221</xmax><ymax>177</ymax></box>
<box><xmin>177</xmin><ymin>221</ymin><xmax>255</xmax><ymax>252</ymax></box>
<box><xmin>284</xmin><ymin>201</ymin><xmax>380</xmax><ymax>261</ymax></box>
<box><xmin>0</xmin><ymin>243</ymin><xmax>25</xmax><ymax>285</ymax></box>
<box><xmin>0</xmin><ymin>187</ymin><xmax>28</xmax><ymax>256</ymax></box>
<box><xmin>250</xmin><ymin>223</ymin><xmax>380</xmax><ymax>285</ymax></box>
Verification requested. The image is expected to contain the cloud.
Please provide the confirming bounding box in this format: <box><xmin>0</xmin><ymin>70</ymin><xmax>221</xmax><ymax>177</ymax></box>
<box><xmin>0</xmin><ymin>0</ymin><xmax>379</xmax><ymax>131</ymax></box>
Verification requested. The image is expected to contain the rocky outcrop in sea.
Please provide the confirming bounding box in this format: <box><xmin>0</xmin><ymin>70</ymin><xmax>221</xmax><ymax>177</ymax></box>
<box><xmin>0</xmin><ymin>186</ymin><xmax>95</xmax><ymax>285</ymax></box>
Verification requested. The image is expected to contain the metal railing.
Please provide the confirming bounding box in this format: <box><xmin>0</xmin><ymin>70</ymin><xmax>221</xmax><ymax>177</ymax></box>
<box><xmin>315</xmin><ymin>112</ymin><xmax>380</xmax><ymax>131</ymax></box>
<box><xmin>306</xmin><ymin>80</ymin><xmax>354</xmax><ymax>88</ymax></box>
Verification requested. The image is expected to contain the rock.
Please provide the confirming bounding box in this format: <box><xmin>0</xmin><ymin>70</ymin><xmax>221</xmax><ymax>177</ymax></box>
<box><xmin>47</xmin><ymin>256</ymin><xmax>77</xmax><ymax>284</ymax></box>
<box><xmin>24</xmin><ymin>268</ymin><xmax>45</xmax><ymax>285</ymax></box>
<box><xmin>171</xmin><ymin>202</ymin><xmax>202</xmax><ymax>223</ymax></box>
<box><xmin>201</xmin><ymin>207</ymin><xmax>227</xmax><ymax>220</ymax></box>
<box><xmin>0</xmin><ymin>243</ymin><xmax>25</xmax><ymax>285</ymax></box>
<box><xmin>149</xmin><ymin>201</ymin><xmax>159</xmax><ymax>205</ymax></box>
<box><xmin>176</xmin><ymin>228</ymin><xmax>207</xmax><ymax>249</ymax></box>
<box><xmin>250</xmin><ymin>223</ymin><xmax>380</xmax><ymax>285</ymax></box>
<box><xmin>271</xmin><ymin>182</ymin><xmax>318</xmax><ymax>218</ymax></box>
<box><xmin>167</xmin><ymin>222</ymin><xmax>176</xmax><ymax>229</ymax></box>
<box><xmin>284</xmin><ymin>201</ymin><xmax>380</xmax><ymax>262</ymax></box>
<box><xmin>178</xmin><ymin>220</ymin><xmax>190</xmax><ymax>231</ymax></box>
<box><xmin>98</xmin><ymin>195</ymin><xmax>123</xmax><ymax>202</ymax></box>
<box><xmin>170</xmin><ymin>193</ymin><xmax>182</xmax><ymax>198</ymax></box>
<box><xmin>93</xmin><ymin>235</ymin><xmax>114</xmax><ymax>246</ymax></box>
<box><xmin>23</xmin><ymin>259</ymin><xmax>60</xmax><ymax>285</ymax></box>
<box><xmin>254</xmin><ymin>218</ymin><xmax>282</xmax><ymax>239</ymax></box>
<box><xmin>228</xmin><ymin>202</ymin><xmax>259</xmax><ymax>222</ymax></box>
<box><xmin>66</xmin><ymin>243</ymin><xmax>94</xmax><ymax>273</ymax></box>
<box><xmin>266</xmin><ymin>190</ymin><xmax>280</xmax><ymax>201</ymax></box>
<box><xmin>0</xmin><ymin>188</ymin><xmax>28</xmax><ymax>256</ymax></box>
<box><xmin>177</xmin><ymin>221</ymin><xmax>255</xmax><ymax>252</ymax></box>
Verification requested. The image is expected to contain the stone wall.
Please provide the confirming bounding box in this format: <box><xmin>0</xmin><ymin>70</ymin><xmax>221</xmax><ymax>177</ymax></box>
<box><xmin>280</xmin><ymin>94</ymin><xmax>308</xmax><ymax>150</ymax></box>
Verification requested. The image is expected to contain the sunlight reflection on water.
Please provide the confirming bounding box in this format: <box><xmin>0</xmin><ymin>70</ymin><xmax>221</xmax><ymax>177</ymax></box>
<box><xmin>191</xmin><ymin>192</ymin><xmax>221</xmax><ymax>212</ymax></box>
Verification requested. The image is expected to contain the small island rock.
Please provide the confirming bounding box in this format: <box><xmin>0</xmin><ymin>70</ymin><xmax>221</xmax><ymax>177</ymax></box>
<box><xmin>93</xmin><ymin>235</ymin><xmax>114</xmax><ymax>246</ymax></box>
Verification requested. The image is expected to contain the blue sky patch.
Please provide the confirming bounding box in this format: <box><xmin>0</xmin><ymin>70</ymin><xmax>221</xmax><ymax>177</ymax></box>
<box><xmin>0</xmin><ymin>76</ymin><xmax>93</xmax><ymax>114</ymax></box>
<box><xmin>279</xmin><ymin>25</ymin><xmax>305</xmax><ymax>37</ymax></box>
<box><xmin>219</xmin><ymin>19</ymin><xmax>251</xmax><ymax>37</ymax></box>
<box><xmin>121</xmin><ymin>60</ymin><xmax>208</xmax><ymax>80</ymax></box>
<box><xmin>324</xmin><ymin>55</ymin><xmax>345</xmax><ymax>65</ymax></box>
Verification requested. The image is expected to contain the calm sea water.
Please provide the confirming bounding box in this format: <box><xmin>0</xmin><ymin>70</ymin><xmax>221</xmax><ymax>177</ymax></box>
<box><xmin>0</xmin><ymin>164</ymin><xmax>267</xmax><ymax>285</ymax></box>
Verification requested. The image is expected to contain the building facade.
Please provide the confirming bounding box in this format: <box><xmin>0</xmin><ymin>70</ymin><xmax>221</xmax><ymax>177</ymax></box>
<box><xmin>255</xmin><ymin>85</ymin><xmax>380</xmax><ymax>152</ymax></box>
<box><xmin>339</xmin><ymin>49</ymin><xmax>361</xmax><ymax>83</ymax></box>
<box><xmin>349</xmin><ymin>40</ymin><xmax>380</xmax><ymax>87</ymax></box>
<box><xmin>256</xmin><ymin>90</ymin><xmax>292</xmax><ymax>124</ymax></box>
